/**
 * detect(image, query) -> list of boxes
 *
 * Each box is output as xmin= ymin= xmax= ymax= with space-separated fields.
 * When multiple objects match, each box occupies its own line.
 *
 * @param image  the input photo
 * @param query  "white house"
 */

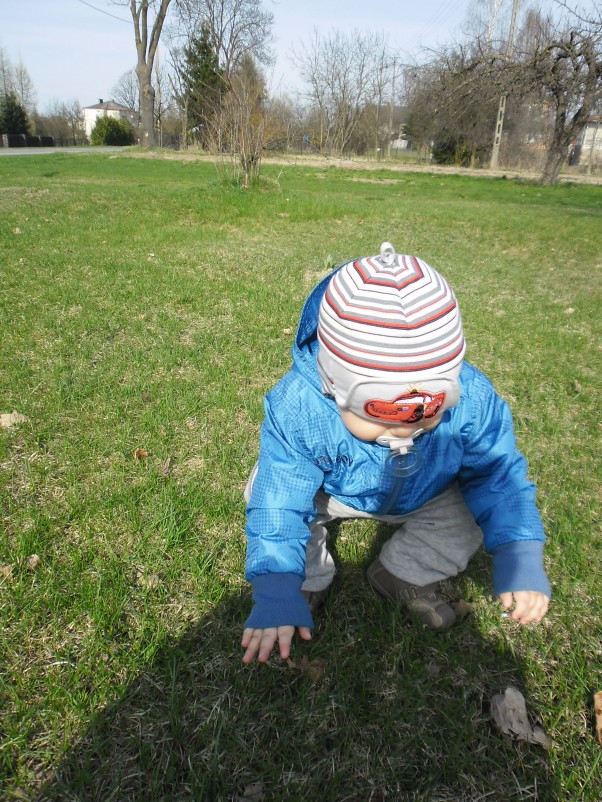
xmin=82 ymin=99 xmax=139 ymax=138
xmin=569 ymin=117 xmax=602 ymax=169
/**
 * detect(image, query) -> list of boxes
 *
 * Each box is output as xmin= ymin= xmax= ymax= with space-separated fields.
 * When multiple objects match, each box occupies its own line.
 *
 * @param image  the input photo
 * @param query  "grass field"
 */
xmin=0 ymin=151 xmax=601 ymax=801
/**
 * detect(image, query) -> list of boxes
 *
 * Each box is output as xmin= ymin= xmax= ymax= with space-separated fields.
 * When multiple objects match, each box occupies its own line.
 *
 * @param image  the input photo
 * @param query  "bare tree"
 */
xmin=207 ymin=53 xmax=267 ymax=185
xmin=405 ymin=2 xmax=601 ymax=182
xmin=175 ymin=0 xmax=273 ymax=77
xmin=0 ymin=47 xmax=14 ymax=96
xmin=114 ymin=1 xmax=173 ymax=145
xmin=13 ymin=60 xmax=36 ymax=114
xmin=292 ymin=29 xmax=394 ymax=156
xmin=403 ymin=44 xmax=504 ymax=167
xmin=34 ymin=100 xmax=86 ymax=145
xmin=112 ymin=69 xmax=141 ymax=112
xmin=521 ymin=16 xmax=602 ymax=183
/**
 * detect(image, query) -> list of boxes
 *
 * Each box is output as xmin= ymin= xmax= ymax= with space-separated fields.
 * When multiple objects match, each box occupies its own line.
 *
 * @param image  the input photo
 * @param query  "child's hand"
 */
xmin=241 ymin=625 xmax=312 ymax=664
xmin=498 ymin=591 xmax=549 ymax=624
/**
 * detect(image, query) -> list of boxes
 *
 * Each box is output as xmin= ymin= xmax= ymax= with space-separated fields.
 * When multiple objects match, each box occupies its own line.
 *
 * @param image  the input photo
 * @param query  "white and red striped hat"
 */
xmin=317 ymin=243 xmax=466 ymax=418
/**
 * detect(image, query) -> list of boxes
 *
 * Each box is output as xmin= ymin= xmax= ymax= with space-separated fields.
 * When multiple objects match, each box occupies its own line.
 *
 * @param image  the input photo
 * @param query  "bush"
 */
xmin=90 ymin=116 xmax=135 ymax=146
xmin=432 ymin=134 xmax=473 ymax=166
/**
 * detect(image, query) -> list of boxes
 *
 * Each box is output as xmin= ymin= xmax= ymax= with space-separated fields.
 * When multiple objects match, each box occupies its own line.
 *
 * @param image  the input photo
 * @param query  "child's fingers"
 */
xmin=276 ymin=626 xmax=294 ymax=660
xmin=506 ymin=592 xmax=549 ymax=624
xmin=499 ymin=592 xmax=514 ymax=609
xmin=241 ymin=627 xmax=255 ymax=649
xmin=298 ymin=626 xmax=313 ymax=641
xmin=241 ymin=627 xmax=278 ymax=664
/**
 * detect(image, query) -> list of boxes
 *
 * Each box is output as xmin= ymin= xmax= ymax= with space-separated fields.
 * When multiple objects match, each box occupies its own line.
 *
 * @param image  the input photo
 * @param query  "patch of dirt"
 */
xmin=120 ymin=148 xmax=602 ymax=185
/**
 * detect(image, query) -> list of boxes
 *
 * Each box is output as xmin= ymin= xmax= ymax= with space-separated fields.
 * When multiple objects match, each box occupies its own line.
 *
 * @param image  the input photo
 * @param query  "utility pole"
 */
xmin=387 ymin=57 xmax=397 ymax=160
xmin=489 ymin=0 xmax=519 ymax=170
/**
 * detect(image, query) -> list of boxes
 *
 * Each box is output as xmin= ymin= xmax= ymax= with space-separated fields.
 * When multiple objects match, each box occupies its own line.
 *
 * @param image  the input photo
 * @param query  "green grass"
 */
xmin=0 ymin=151 xmax=601 ymax=801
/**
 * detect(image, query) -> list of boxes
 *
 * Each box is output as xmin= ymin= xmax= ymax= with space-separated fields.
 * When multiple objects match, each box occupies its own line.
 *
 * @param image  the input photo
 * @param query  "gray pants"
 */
xmin=245 ymin=468 xmax=482 ymax=593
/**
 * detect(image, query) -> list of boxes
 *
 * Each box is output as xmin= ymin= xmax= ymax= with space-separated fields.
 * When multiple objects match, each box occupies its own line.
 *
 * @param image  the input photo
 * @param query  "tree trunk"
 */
xmin=129 ymin=0 xmax=171 ymax=148
xmin=541 ymin=107 xmax=574 ymax=185
xmin=137 ymin=69 xmax=156 ymax=145
xmin=540 ymin=145 xmax=568 ymax=185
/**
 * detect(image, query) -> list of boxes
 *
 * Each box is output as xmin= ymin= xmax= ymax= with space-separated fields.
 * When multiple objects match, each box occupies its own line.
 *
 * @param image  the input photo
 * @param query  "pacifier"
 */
xmin=377 ymin=429 xmax=425 ymax=477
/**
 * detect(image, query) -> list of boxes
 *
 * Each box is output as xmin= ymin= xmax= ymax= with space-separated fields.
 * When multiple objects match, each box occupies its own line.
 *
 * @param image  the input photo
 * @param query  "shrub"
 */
xmin=90 ymin=115 xmax=135 ymax=146
xmin=431 ymin=134 xmax=473 ymax=166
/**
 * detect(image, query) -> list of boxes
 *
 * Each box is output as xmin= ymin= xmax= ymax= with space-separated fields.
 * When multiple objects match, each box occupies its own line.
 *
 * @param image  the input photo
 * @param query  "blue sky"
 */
xmin=0 ymin=0 xmax=475 ymax=109
xmin=0 ymin=0 xmax=594 ymax=110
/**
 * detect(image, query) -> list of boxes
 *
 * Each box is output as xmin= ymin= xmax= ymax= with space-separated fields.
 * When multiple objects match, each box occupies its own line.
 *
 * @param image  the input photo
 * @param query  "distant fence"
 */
xmin=0 ymin=134 xmax=55 ymax=148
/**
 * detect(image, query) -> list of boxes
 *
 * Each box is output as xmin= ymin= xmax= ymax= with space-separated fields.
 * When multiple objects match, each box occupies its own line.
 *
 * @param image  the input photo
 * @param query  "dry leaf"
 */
xmin=159 ymin=457 xmax=172 ymax=477
xmin=282 ymin=328 xmax=293 ymax=335
xmin=26 ymin=554 xmax=40 ymax=570
xmin=135 ymin=567 xmax=160 ymax=590
xmin=133 ymin=447 xmax=149 ymax=461
xmin=594 ymin=691 xmax=602 ymax=747
xmin=13 ymin=227 xmax=22 ymax=235
xmin=287 ymin=655 xmax=326 ymax=683
xmin=0 ymin=565 xmax=14 ymax=582
xmin=235 ymin=782 xmax=265 ymax=802
xmin=0 ymin=411 xmax=29 ymax=428
xmin=451 ymin=599 xmax=476 ymax=620
xmin=490 ymin=687 xmax=553 ymax=749
xmin=564 ymin=307 xmax=575 ymax=315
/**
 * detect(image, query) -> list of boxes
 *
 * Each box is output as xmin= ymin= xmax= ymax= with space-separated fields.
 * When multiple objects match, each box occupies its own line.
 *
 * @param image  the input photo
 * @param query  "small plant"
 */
xmin=90 ymin=115 xmax=135 ymax=146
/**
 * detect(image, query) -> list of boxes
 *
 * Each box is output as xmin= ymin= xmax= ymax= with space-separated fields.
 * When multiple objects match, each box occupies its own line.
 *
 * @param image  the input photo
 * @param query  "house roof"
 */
xmin=84 ymin=100 xmax=136 ymax=113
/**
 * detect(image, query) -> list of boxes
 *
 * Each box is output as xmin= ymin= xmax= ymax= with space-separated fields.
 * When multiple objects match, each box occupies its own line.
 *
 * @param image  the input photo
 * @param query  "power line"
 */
xmin=419 ymin=0 xmax=467 ymax=44
xmin=75 ymin=0 xmax=131 ymax=24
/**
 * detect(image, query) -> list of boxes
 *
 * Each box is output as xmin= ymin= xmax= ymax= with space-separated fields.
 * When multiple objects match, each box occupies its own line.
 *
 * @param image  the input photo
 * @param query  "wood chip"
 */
xmin=595 ymin=691 xmax=602 ymax=747
xmin=490 ymin=686 xmax=552 ymax=749
xmin=0 ymin=411 xmax=29 ymax=428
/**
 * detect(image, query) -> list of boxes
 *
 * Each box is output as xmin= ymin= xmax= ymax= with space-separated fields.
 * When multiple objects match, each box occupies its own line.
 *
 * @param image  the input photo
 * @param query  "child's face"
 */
xmin=338 ymin=408 xmax=443 ymax=442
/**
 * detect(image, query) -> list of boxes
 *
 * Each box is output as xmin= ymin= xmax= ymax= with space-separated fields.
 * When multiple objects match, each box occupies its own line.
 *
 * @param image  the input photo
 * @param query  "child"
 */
xmin=242 ymin=243 xmax=550 ymax=664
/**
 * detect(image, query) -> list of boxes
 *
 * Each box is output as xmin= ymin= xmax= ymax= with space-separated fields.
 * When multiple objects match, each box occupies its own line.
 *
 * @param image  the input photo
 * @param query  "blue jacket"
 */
xmin=245 ymin=272 xmax=550 ymax=629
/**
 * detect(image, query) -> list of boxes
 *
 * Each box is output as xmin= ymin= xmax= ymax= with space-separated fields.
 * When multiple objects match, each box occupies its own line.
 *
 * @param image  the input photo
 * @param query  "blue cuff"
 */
xmin=492 ymin=541 xmax=551 ymax=597
xmin=245 ymin=572 xmax=314 ymax=630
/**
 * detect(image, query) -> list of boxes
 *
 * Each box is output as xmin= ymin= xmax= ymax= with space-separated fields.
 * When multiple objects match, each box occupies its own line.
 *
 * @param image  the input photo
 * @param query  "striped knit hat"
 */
xmin=317 ymin=243 xmax=466 ymax=419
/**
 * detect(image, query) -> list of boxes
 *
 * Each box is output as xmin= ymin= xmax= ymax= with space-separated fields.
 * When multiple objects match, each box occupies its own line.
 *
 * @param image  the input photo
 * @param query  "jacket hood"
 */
xmin=291 ymin=270 xmax=337 ymax=391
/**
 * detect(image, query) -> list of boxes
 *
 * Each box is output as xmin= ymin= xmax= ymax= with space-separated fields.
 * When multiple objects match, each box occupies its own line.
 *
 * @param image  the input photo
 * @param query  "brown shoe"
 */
xmin=367 ymin=558 xmax=456 ymax=631
xmin=302 ymin=587 xmax=330 ymax=614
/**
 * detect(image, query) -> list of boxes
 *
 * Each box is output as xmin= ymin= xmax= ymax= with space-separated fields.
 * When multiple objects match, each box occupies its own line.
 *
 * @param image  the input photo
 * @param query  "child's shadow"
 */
xmin=39 ymin=523 xmax=555 ymax=802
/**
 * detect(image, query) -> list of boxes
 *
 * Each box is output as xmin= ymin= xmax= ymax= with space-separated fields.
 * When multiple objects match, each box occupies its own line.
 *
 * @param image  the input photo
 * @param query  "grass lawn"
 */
xmin=0 ymin=151 xmax=601 ymax=801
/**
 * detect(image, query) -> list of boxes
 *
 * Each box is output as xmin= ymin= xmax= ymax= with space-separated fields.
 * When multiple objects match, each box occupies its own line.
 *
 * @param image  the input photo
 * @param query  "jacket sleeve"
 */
xmin=244 ymin=385 xmax=325 ymax=628
xmin=458 ymin=376 xmax=550 ymax=597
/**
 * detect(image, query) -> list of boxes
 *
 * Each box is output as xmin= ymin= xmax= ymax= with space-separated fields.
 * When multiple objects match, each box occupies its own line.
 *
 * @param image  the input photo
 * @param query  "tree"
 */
xmin=180 ymin=24 xmax=226 ymax=147
xmin=0 ymin=92 xmax=30 ymax=135
xmin=115 ymin=0 xmax=173 ymax=145
xmin=34 ymin=100 xmax=87 ymax=146
xmin=0 ymin=47 xmax=14 ymax=96
xmin=292 ymin=29 xmax=395 ymax=156
xmin=12 ymin=60 xmax=36 ymax=114
xmin=404 ymin=3 xmax=602 ymax=182
xmin=522 ymin=20 xmax=602 ymax=183
xmin=90 ymin=115 xmax=135 ymax=145
xmin=403 ymin=44 xmax=504 ymax=167
xmin=207 ymin=53 xmax=268 ymax=185
xmin=112 ymin=69 xmax=140 ymax=113
xmin=175 ymin=0 xmax=273 ymax=78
